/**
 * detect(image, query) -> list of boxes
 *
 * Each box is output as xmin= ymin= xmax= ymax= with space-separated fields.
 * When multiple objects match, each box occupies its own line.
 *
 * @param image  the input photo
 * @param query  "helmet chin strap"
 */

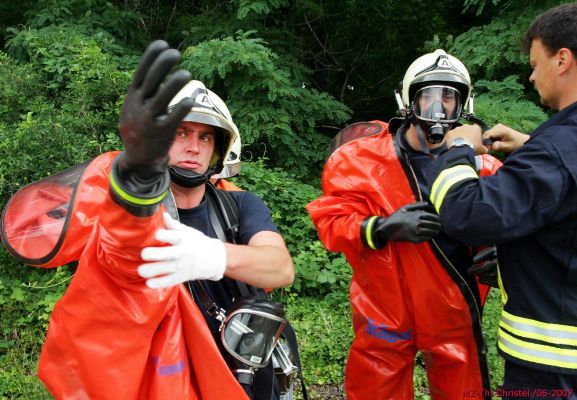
xmin=169 ymin=165 xmax=217 ymax=188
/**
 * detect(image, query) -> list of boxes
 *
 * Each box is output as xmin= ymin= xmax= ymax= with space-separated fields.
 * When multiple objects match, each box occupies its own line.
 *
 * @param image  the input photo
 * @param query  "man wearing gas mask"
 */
xmin=1 ymin=41 xmax=294 ymax=400
xmin=307 ymin=49 xmax=502 ymax=399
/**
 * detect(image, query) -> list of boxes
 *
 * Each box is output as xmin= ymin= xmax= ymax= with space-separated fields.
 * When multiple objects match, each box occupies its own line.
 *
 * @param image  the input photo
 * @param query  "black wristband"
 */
xmin=360 ymin=216 xmax=385 ymax=250
xmin=109 ymin=153 xmax=170 ymax=217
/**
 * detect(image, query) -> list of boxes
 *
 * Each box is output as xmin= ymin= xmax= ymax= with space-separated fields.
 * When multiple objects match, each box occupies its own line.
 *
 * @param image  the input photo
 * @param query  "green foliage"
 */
xmin=234 ymin=0 xmax=290 ymax=20
xmin=463 ymin=0 xmax=505 ymax=16
xmin=0 ymin=251 xmax=72 ymax=399
xmin=483 ymin=290 xmax=505 ymax=394
xmin=24 ymin=0 xmax=145 ymax=45
xmin=451 ymin=1 xmax=565 ymax=81
xmin=285 ymin=295 xmax=352 ymax=386
xmin=2 ymin=0 xmax=565 ymax=395
xmin=473 ymin=76 xmax=548 ymax=133
xmin=181 ymin=32 xmax=351 ymax=177
xmin=0 ymin=2 xmax=135 ymax=203
xmin=450 ymin=13 xmax=531 ymax=80
xmin=234 ymin=160 xmax=351 ymax=296
xmin=6 ymin=25 xmax=135 ymax=94
xmin=0 ymin=53 xmax=45 ymax=127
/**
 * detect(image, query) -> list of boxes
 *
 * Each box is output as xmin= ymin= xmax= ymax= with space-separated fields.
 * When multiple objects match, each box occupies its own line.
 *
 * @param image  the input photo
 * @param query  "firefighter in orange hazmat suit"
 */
xmin=0 ymin=41 xmax=249 ymax=399
xmin=307 ymin=50 xmax=502 ymax=399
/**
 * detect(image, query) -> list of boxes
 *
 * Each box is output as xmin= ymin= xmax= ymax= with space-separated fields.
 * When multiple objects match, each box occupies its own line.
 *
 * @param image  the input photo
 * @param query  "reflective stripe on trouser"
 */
xmin=498 ymin=310 xmax=577 ymax=370
xmin=430 ymin=165 xmax=478 ymax=213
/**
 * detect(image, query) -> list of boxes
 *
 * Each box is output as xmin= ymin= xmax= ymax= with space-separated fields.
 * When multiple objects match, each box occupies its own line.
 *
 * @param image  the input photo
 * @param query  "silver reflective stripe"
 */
xmin=430 ymin=165 xmax=478 ymax=213
xmin=498 ymin=328 xmax=577 ymax=369
xmin=500 ymin=310 xmax=577 ymax=346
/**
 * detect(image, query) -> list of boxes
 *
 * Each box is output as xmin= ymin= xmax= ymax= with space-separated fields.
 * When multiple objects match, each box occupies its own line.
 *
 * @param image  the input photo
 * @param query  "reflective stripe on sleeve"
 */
xmin=500 ymin=310 xmax=577 ymax=346
xmin=364 ymin=216 xmax=379 ymax=250
xmin=498 ymin=328 xmax=577 ymax=370
xmin=430 ymin=165 xmax=478 ymax=213
xmin=497 ymin=263 xmax=508 ymax=304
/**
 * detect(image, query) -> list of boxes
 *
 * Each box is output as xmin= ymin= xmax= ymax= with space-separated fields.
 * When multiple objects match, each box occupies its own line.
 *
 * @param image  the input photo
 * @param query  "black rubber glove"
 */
xmin=110 ymin=40 xmax=194 ymax=216
xmin=361 ymin=201 xmax=441 ymax=250
xmin=468 ymin=246 xmax=499 ymax=288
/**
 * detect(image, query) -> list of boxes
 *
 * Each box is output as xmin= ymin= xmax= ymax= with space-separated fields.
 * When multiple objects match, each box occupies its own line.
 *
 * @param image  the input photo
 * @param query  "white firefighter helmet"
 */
xmin=400 ymin=49 xmax=472 ymax=114
xmin=213 ymin=132 xmax=241 ymax=179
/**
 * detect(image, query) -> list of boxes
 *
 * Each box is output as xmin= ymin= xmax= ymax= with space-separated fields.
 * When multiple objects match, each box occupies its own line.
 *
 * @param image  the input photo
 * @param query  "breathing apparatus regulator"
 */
xmin=394 ymin=49 xmax=474 ymax=146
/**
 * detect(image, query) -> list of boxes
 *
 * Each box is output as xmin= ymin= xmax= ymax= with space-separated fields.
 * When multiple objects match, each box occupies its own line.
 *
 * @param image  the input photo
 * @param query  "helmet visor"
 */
xmin=413 ymin=85 xmax=462 ymax=124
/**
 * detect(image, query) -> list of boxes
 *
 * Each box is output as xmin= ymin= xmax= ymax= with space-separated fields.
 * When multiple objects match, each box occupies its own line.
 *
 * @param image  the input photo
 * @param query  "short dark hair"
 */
xmin=522 ymin=3 xmax=577 ymax=58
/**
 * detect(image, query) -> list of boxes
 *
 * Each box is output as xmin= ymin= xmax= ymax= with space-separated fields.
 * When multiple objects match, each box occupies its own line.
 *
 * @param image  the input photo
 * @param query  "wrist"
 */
xmin=109 ymin=153 xmax=170 ymax=217
xmin=361 ymin=216 xmax=386 ymax=250
xmin=448 ymin=137 xmax=475 ymax=150
xmin=204 ymin=237 xmax=227 ymax=281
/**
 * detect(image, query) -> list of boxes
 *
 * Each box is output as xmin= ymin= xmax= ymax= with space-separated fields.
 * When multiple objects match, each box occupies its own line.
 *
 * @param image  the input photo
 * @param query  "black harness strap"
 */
xmin=204 ymin=183 xmax=308 ymax=400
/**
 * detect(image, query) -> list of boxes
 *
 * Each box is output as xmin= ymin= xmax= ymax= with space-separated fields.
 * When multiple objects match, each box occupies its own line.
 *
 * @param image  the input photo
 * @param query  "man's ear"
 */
xmin=557 ymin=48 xmax=576 ymax=75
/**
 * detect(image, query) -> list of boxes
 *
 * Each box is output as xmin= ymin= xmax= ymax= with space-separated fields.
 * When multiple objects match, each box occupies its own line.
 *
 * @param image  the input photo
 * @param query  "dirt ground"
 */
xmin=303 ymin=383 xmax=345 ymax=400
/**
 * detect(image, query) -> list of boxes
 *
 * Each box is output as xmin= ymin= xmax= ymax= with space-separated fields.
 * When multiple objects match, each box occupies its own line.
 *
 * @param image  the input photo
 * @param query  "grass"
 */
xmin=287 ymin=288 xmax=505 ymax=400
xmin=0 ymin=287 xmax=504 ymax=399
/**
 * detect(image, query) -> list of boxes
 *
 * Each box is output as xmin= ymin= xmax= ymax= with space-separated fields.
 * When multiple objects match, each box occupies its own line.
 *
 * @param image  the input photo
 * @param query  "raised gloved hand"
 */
xmin=118 ymin=40 xmax=193 ymax=177
xmin=111 ymin=40 xmax=194 ymax=216
xmin=468 ymin=246 xmax=499 ymax=288
xmin=361 ymin=201 xmax=441 ymax=249
xmin=138 ymin=213 xmax=227 ymax=289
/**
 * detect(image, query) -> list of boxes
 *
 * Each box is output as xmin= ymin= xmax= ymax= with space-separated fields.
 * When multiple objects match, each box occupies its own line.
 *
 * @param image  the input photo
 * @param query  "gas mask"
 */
xmin=216 ymin=296 xmax=298 ymax=399
xmin=412 ymin=85 xmax=462 ymax=144
xmin=218 ymin=297 xmax=287 ymax=369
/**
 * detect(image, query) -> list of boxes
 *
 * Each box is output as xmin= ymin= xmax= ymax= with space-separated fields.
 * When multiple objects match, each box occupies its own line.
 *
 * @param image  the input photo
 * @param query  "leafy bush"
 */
xmin=180 ymin=32 xmax=351 ymax=178
xmin=0 ymin=251 xmax=72 ymax=399
xmin=0 ymin=53 xmax=46 ymax=126
xmin=234 ymin=160 xmax=351 ymax=297
xmin=285 ymin=295 xmax=352 ymax=386
xmin=474 ymin=81 xmax=548 ymax=134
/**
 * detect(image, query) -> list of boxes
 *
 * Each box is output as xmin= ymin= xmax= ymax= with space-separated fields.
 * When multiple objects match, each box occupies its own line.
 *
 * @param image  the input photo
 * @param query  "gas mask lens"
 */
xmin=413 ymin=86 xmax=462 ymax=123
xmin=221 ymin=299 xmax=287 ymax=369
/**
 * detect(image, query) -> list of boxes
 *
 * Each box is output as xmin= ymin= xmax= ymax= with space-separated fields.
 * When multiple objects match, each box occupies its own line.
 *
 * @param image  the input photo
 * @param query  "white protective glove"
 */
xmin=138 ymin=212 xmax=227 ymax=289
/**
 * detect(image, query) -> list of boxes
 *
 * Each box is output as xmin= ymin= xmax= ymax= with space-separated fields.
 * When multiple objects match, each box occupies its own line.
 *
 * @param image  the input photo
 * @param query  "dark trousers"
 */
xmin=501 ymin=361 xmax=577 ymax=399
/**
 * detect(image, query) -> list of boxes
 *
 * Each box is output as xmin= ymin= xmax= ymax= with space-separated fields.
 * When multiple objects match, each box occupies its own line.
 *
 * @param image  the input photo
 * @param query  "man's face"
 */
xmin=529 ymin=39 xmax=559 ymax=109
xmin=168 ymin=121 xmax=216 ymax=174
xmin=415 ymin=86 xmax=459 ymax=121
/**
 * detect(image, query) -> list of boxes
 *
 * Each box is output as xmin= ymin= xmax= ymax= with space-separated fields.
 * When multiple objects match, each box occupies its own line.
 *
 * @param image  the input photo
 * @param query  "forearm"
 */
xmin=224 ymin=239 xmax=294 ymax=289
xmin=307 ymin=195 xmax=369 ymax=253
xmin=427 ymin=143 xmax=565 ymax=246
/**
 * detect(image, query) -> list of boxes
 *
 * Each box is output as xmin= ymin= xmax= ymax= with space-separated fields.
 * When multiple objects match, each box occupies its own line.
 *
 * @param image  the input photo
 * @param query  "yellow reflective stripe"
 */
xmin=500 ymin=310 xmax=577 ymax=345
xmin=498 ymin=328 xmax=577 ymax=369
xmin=497 ymin=262 xmax=508 ymax=304
xmin=109 ymin=174 xmax=167 ymax=206
xmin=364 ymin=216 xmax=379 ymax=250
xmin=430 ymin=165 xmax=478 ymax=213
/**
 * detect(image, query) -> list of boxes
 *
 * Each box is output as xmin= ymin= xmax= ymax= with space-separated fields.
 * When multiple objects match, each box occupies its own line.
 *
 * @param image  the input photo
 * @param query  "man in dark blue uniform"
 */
xmin=426 ymin=3 xmax=577 ymax=398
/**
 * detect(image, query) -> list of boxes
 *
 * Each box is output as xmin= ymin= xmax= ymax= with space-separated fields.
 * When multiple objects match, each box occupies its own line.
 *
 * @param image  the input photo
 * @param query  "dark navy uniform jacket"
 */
xmin=426 ymin=101 xmax=577 ymax=374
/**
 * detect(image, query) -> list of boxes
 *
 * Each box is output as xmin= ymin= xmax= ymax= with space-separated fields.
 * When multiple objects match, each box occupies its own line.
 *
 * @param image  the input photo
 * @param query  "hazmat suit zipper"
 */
xmin=402 ymin=150 xmax=491 ymax=397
